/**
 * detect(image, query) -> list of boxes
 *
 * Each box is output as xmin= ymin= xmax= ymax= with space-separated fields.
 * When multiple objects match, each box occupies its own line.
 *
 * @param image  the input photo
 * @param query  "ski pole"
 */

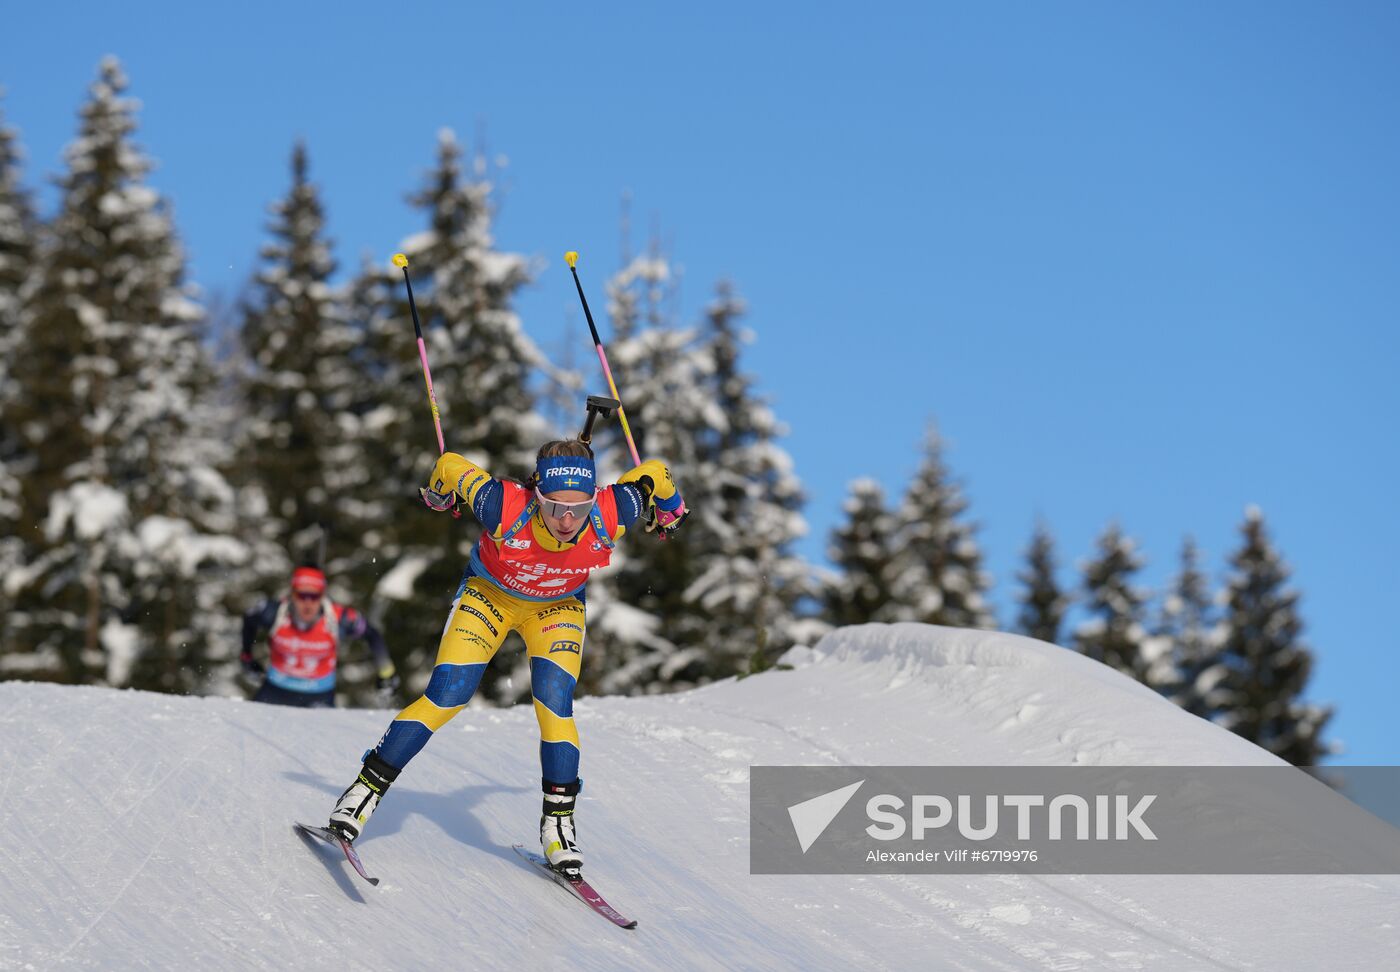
xmin=393 ymin=252 xmax=459 ymax=518
xmin=393 ymin=253 xmax=447 ymax=454
xmin=565 ymin=251 xmax=686 ymax=541
xmin=563 ymin=251 xmax=642 ymax=468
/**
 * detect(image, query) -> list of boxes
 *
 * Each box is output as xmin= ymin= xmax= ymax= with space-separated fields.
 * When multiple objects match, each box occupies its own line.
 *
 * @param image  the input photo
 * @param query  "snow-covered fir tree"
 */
xmin=337 ymin=131 xmax=537 ymax=705
xmin=594 ymin=245 xmax=702 ymax=472
xmin=582 ymin=247 xmax=715 ymax=693
xmin=401 ymin=131 xmax=540 ymax=474
xmin=1144 ymin=536 xmax=1223 ymax=715
xmin=678 ymin=281 xmax=818 ymax=676
xmin=1072 ymin=522 xmax=1150 ymax=679
xmin=1015 ymin=520 xmax=1068 ymax=646
xmin=822 ymin=479 xmax=900 ymax=627
xmin=0 ymin=87 xmax=34 ymax=425
xmin=885 ymin=424 xmax=995 ymax=629
xmin=1215 ymin=507 xmax=1331 ymax=764
xmin=5 ymin=59 xmax=244 ymax=691
xmin=0 ymin=90 xmax=37 ymax=664
xmin=565 ymin=243 xmax=817 ymax=693
xmin=234 ymin=141 xmax=357 ymax=570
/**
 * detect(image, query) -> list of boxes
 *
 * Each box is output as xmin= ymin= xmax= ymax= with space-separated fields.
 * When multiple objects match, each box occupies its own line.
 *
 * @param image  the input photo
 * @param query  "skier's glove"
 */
xmin=420 ymin=485 xmax=458 ymax=512
xmin=655 ymin=503 xmax=689 ymax=538
xmin=647 ymin=488 xmax=688 ymax=540
xmin=422 ymin=452 xmax=477 ymax=515
xmin=239 ymin=652 xmax=265 ymax=679
xmin=618 ymin=461 xmax=683 ymax=539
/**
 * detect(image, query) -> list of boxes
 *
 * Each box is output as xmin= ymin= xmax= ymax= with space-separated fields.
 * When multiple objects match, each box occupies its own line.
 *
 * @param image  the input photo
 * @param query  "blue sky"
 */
xmin=5 ymin=3 xmax=1398 ymax=762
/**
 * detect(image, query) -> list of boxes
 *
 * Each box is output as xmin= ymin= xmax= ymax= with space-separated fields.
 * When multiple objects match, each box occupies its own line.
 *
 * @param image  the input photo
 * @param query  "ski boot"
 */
xmin=540 ymin=777 xmax=583 ymax=877
xmin=328 ymin=751 xmax=400 ymax=841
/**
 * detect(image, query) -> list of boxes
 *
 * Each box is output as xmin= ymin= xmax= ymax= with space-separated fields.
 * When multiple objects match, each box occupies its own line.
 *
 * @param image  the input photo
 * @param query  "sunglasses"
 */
xmin=535 ymin=488 xmax=597 ymax=520
xmin=293 ymin=591 xmax=322 ymax=602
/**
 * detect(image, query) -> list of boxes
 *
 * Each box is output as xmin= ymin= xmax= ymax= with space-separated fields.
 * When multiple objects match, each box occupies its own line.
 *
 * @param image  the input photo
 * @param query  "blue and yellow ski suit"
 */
xmin=371 ymin=452 xmax=683 ymax=786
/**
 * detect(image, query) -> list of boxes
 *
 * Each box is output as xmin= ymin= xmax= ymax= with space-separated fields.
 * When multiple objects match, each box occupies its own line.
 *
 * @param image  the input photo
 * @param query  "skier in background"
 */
xmin=325 ymin=438 xmax=686 ymax=876
xmin=241 ymin=564 xmax=399 ymax=708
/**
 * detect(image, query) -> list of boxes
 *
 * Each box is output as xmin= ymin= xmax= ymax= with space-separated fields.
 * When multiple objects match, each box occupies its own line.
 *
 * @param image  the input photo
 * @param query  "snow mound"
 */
xmin=3 ymin=623 xmax=1397 ymax=970
xmin=752 ymin=622 xmax=1280 ymax=766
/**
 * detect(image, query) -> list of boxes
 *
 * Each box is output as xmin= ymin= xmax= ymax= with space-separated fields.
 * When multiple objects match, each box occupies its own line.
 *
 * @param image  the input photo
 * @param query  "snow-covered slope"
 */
xmin=5 ymin=624 xmax=1397 ymax=970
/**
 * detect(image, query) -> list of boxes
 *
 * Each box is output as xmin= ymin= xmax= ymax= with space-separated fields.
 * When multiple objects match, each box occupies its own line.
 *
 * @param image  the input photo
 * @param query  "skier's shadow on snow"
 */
xmin=286 ymin=770 xmax=531 ymax=866
xmin=292 ymin=825 xmax=370 ymax=903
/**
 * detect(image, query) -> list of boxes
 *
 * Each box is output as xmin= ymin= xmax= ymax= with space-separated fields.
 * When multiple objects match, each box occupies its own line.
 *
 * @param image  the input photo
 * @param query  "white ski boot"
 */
xmin=328 ymin=751 xmax=400 ymax=841
xmin=540 ymin=778 xmax=583 ymax=875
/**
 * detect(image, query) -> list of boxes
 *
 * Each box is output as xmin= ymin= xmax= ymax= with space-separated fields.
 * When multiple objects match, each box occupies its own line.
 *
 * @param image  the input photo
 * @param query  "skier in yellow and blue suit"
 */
xmin=327 ymin=437 xmax=686 ymax=876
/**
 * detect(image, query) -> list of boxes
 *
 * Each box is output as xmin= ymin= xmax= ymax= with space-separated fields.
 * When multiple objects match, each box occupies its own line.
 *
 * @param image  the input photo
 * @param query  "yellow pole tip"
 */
xmin=391 ymin=253 xmax=408 ymax=268
xmin=564 ymin=251 xmax=579 ymax=268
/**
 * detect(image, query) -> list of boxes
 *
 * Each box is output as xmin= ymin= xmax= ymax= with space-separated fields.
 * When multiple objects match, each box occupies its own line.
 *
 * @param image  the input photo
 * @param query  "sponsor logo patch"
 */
xmin=452 ymin=632 xmax=495 ymax=652
xmin=548 ymin=640 xmax=581 ymax=655
xmin=457 ymin=605 xmax=499 ymax=638
xmin=536 ymin=602 xmax=582 ymax=620
xmin=463 ymin=586 xmax=506 ymax=622
xmin=515 ymin=573 xmax=573 ymax=590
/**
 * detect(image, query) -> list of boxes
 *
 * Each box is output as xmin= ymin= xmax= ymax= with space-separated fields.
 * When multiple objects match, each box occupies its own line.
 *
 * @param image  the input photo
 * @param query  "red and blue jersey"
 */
xmin=242 ymin=598 xmax=386 ymax=693
xmin=429 ymin=451 xmax=665 ymax=604
xmin=472 ymin=481 xmax=623 ymax=600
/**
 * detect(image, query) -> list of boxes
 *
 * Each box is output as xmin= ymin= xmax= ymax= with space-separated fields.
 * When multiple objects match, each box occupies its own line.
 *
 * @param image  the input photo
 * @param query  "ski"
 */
xmin=294 ymin=822 xmax=380 ymax=886
xmin=512 ymin=844 xmax=637 ymax=930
